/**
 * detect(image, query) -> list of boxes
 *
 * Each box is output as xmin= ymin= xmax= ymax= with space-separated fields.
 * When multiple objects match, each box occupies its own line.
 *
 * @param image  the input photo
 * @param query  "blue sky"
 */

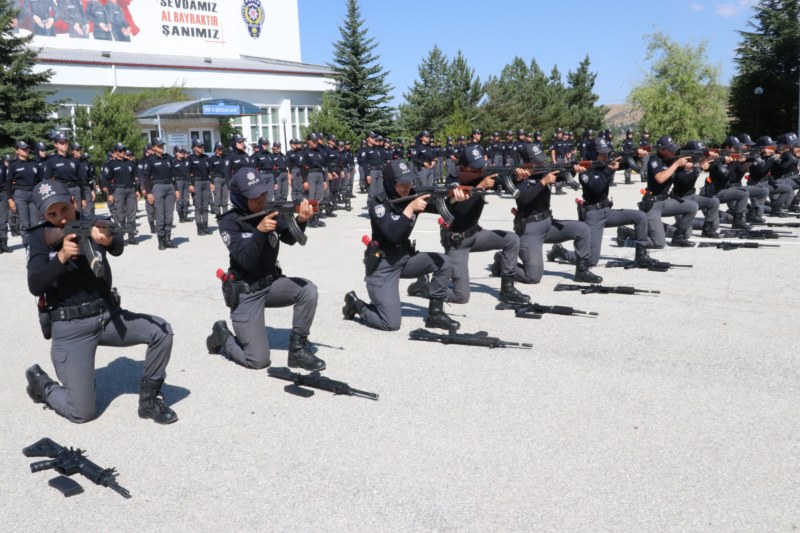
xmin=298 ymin=0 xmax=759 ymax=106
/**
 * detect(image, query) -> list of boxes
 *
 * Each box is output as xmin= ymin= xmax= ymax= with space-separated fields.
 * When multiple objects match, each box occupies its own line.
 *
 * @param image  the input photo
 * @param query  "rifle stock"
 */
xmin=236 ymin=201 xmax=318 ymax=246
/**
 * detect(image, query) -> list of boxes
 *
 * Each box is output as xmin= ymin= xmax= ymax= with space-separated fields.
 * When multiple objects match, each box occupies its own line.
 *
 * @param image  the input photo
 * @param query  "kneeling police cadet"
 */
xmin=25 ymin=180 xmax=178 ymax=424
xmin=206 ymin=168 xmax=325 ymax=371
xmin=342 ymin=160 xmax=461 ymax=331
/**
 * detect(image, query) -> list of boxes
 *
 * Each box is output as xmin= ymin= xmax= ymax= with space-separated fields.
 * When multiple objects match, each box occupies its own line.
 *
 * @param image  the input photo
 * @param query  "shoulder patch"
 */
xmin=221 ymin=232 xmax=231 ymax=247
xmin=650 ymin=161 xmax=659 ymax=168
xmin=374 ymin=204 xmax=386 ymax=218
xmin=580 ymin=173 xmax=589 ymax=183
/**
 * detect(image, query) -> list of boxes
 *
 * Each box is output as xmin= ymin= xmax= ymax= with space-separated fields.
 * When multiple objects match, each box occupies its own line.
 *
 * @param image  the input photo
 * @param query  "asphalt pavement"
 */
xmin=2 ymin=176 xmax=799 ymax=531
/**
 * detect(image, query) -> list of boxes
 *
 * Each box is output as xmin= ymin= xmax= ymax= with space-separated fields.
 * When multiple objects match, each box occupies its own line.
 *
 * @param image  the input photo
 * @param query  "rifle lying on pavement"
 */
xmin=605 ymin=258 xmax=692 ymax=272
xmin=267 ymin=367 xmax=379 ymax=400
xmin=719 ymin=229 xmax=796 ymax=240
xmin=409 ymin=328 xmax=532 ymax=349
xmin=495 ymin=301 xmax=598 ymax=318
xmin=554 ymin=283 xmax=660 ymax=295
xmin=756 ymin=222 xmax=800 ymax=228
xmin=698 ymin=241 xmax=780 ymax=250
xmin=23 ymin=437 xmax=131 ymax=499
xmin=236 ymin=200 xmax=319 ymax=246
xmin=43 ymin=218 xmax=123 ymax=278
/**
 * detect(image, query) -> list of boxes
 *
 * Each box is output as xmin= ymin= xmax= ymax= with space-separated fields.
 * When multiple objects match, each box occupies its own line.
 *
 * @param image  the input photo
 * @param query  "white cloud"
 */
xmin=689 ymin=3 xmax=704 ymax=12
xmin=715 ymin=0 xmax=757 ymax=17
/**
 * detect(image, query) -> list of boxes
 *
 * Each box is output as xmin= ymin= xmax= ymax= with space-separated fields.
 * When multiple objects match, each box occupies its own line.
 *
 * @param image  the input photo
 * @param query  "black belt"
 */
xmin=651 ymin=193 xmax=669 ymax=201
xmin=153 ymin=180 xmax=174 ymax=184
xmin=445 ymin=224 xmax=482 ymax=240
xmin=13 ymin=185 xmax=35 ymax=191
xmin=520 ymin=209 xmax=553 ymax=223
xmin=236 ymin=275 xmax=274 ymax=294
xmin=584 ymin=199 xmax=613 ymax=211
xmin=50 ymin=298 xmax=111 ymax=322
xmin=193 ymin=178 xmax=210 ymax=182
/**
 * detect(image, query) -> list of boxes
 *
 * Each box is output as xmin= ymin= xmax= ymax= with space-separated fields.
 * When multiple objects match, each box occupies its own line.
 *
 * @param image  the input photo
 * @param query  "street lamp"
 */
xmin=281 ymin=117 xmax=288 ymax=148
xmin=754 ymin=86 xmax=763 ymax=134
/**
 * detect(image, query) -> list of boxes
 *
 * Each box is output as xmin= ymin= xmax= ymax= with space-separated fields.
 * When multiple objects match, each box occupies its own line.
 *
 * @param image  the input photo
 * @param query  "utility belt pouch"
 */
xmin=363 ymin=241 xmax=384 ymax=276
xmin=220 ymin=271 xmax=240 ymax=310
xmin=513 ymin=217 xmax=527 ymax=236
xmin=37 ymin=296 xmax=52 ymax=340
xmin=639 ymin=192 xmax=655 ymax=213
xmin=577 ymin=203 xmax=587 ymax=222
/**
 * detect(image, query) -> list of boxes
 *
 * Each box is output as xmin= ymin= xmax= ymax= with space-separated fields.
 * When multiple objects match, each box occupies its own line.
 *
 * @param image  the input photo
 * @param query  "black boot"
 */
xmin=701 ymin=221 xmax=720 ymax=239
xmin=206 ymin=320 xmax=233 ymax=354
xmin=342 ymin=291 xmax=364 ymax=320
xmin=407 ymin=275 xmax=429 ymax=297
xmin=0 ymin=238 xmax=9 ymax=253
xmin=127 ymin=234 xmax=138 ymax=245
xmin=164 ymin=232 xmax=178 ymax=248
xmin=138 ymin=377 xmax=178 ymax=424
xmin=177 ymin=212 xmax=186 ymax=223
xmin=499 ymin=276 xmax=530 ymax=305
xmin=670 ymin=234 xmax=695 ymax=247
xmin=746 ymin=206 xmax=765 ymax=224
xmin=731 ymin=213 xmax=752 ymax=230
xmin=546 ymin=243 xmax=567 ymax=263
xmin=158 ymin=235 xmax=166 ymax=251
xmin=488 ymin=252 xmax=502 ymax=276
xmin=615 ymin=226 xmax=636 ymax=247
xmin=288 ymin=333 xmax=326 ymax=371
xmin=314 ymin=214 xmax=326 ymax=227
xmin=770 ymin=204 xmax=789 ymax=218
xmin=149 ymin=222 xmax=156 ymax=234
xmin=203 ymin=222 xmax=214 ymax=235
xmin=25 ymin=364 xmax=56 ymax=404
xmin=575 ymin=258 xmax=603 ymax=283
xmin=425 ymin=298 xmax=460 ymax=331
xmin=634 ymin=243 xmax=656 ymax=267
xmin=197 ymin=225 xmax=205 ymax=236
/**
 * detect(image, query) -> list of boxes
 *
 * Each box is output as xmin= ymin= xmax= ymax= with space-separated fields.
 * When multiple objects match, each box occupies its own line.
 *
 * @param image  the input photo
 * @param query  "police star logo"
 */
xmin=471 ymin=148 xmax=481 ymax=159
xmin=38 ymin=182 xmax=55 ymax=200
xmin=246 ymin=171 xmax=259 ymax=186
xmin=374 ymin=205 xmax=386 ymax=218
xmin=398 ymin=162 xmax=409 ymax=174
xmin=241 ymin=0 xmax=265 ymax=39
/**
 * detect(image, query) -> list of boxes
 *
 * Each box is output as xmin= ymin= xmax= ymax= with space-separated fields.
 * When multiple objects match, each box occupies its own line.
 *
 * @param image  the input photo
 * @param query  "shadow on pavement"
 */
xmin=95 ymin=356 xmax=191 ymax=416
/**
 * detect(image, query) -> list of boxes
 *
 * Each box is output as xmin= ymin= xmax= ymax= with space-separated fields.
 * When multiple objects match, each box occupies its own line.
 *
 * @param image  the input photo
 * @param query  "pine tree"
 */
xmin=398 ymin=46 xmax=451 ymax=136
xmin=305 ymin=92 xmax=356 ymax=142
xmin=729 ymin=0 xmax=800 ymax=136
xmin=0 ymin=0 xmax=59 ymax=150
xmin=329 ymin=0 xmax=394 ymax=136
xmin=563 ymin=56 xmax=607 ymax=134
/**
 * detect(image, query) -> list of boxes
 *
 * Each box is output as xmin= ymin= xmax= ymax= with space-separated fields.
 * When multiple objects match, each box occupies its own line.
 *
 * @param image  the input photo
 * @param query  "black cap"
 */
xmin=643 ymin=129 xmax=650 ymax=135
xmin=534 ymin=130 xmax=541 ymax=137
xmin=33 ymin=180 xmax=72 ymax=215
xmin=492 ymin=131 xmax=499 ymax=137
xmin=3 ymin=154 xmax=12 ymax=161
xmin=556 ymin=127 xmax=563 ymax=133
xmin=737 ymin=133 xmax=755 ymax=146
xmin=337 ymin=141 xmax=345 ymax=147
xmin=174 ymin=145 xmax=187 ymax=154
xmin=230 ymin=167 xmax=269 ymax=198
xmin=367 ymin=131 xmax=379 ymax=139
xmin=214 ymin=142 xmax=224 ymax=150
xmin=191 ymin=138 xmax=204 ymax=147
xmin=15 ymin=140 xmax=30 ymax=150
xmin=273 ymin=141 xmax=282 ymax=147
xmin=458 ymin=144 xmax=487 ymax=169
xmin=231 ymin=133 xmax=245 ymax=144
xmin=36 ymin=142 xmax=47 ymax=152
xmin=54 ymin=133 xmax=69 ymax=144
xmin=152 ymin=137 xmax=165 ymax=147
xmin=626 ymin=129 xmax=633 ymax=134
xmin=306 ymin=132 xmax=318 ymax=142
xmin=125 ymin=149 xmax=133 ymax=157
xmin=383 ymin=160 xmax=416 ymax=185
xmin=755 ymin=136 xmax=774 ymax=147
xmin=506 ymin=130 xmax=513 ymax=136
xmin=655 ymin=135 xmax=679 ymax=152
xmin=586 ymin=129 xmax=594 ymax=137
xmin=471 ymin=128 xmax=482 ymax=135
xmin=446 ymin=136 xmax=453 ymax=142
xmin=329 ymin=134 xmax=337 ymax=141
xmin=777 ymin=133 xmax=799 ymax=147
xmin=520 ymin=144 xmax=547 ymax=164
xmin=113 ymin=142 xmax=126 ymax=152
xmin=375 ymin=135 xmax=384 ymax=142
xmin=682 ymin=140 xmax=705 ymax=152
xmin=517 ymin=129 xmax=525 ymax=136
xmin=720 ymin=135 xmax=743 ymax=150
xmin=72 ymin=142 xmax=83 ymax=150
xmin=595 ymin=137 xmax=612 ymax=154
xmin=457 ymin=135 xmax=466 ymax=142
xmin=258 ymin=137 xmax=268 ymax=145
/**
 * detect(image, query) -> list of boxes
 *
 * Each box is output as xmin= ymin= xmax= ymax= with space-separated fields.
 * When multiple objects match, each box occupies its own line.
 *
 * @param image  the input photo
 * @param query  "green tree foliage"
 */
xmin=729 ymin=0 xmax=800 ymax=135
xmin=329 ymin=0 xmax=394 ymax=136
xmin=0 ymin=0 xmax=59 ymax=150
xmin=74 ymin=86 xmax=189 ymax=169
xmin=563 ymin=56 xmax=607 ymax=134
xmin=304 ymin=92 xmax=356 ymax=142
xmin=628 ymin=33 xmax=729 ymax=145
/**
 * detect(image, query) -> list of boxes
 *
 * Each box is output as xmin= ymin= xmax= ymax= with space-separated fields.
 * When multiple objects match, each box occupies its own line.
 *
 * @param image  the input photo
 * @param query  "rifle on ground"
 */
xmin=605 ymin=258 xmax=692 ymax=272
xmin=388 ymin=185 xmax=494 ymax=225
xmin=236 ymin=200 xmax=319 ymax=246
xmin=409 ymin=328 xmax=532 ymax=349
xmin=43 ymin=218 xmax=122 ymax=278
xmin=698 ymin=241 xmax=780 ymax=250
xmin=719 ymin=229 xmax=796 ymax=240
xmin=22 ymin=437 xmax=131 ymax=499
xmin=495 ymin=301 xmax=598 ymax=318
xmin=554 ymin=283 xmax=660 ymax=295
xmin=758 ymin=222 xmax=800 ymax=228
xmin=267 ymin=367 xmax=378 ymax=400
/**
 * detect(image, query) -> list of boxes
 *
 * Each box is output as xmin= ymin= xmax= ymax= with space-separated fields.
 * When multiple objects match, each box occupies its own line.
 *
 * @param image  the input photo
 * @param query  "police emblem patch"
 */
xmin=580 ymin=174 xmax=589 ymax=183
xmin=374 ymin=205 xmax=386 ymax=218
xmin=221 ymin=232 xmax=231 ymax=247
xmin=241 ymin=0 xmax=265 ymax=39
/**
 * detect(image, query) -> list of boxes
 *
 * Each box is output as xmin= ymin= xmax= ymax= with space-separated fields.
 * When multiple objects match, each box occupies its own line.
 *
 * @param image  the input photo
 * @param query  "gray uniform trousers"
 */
xmin=562 ymin=208 xmax=647 ymax=266
xmin=445 ymin=160 xmax=456 ymax=179
xmin=516 ymin=217 xmax=591 ymax=284
xmin=44 ymin=307 xmax=173 ymax=423
xmin=290 ymin=169 xmax=304 ymax=201
xmin=746 ymin=183 xmax=770 ymax=217
xmin=445 ymin=228 xmax=520 ymax=304
xmin=416 ymin=167 xmax=434 ymax=188
xmin=175 ymin=179 xmax=190 ymax=217
xmin=712 ymin=188 xmax=747 ymax=230
xmin=275 ymin=172 xmax=289 ymax=201
xmin=307 ymin=171 xmax=324 ymax=203
xmin=113 ymin=187 xmax=137 ymax=236
xmin=0 ymin=190 xmax=8 ymax=240
xmin=82 ymin=186 xmax=95 ymax=219
xmin=145 ymin=197 xmax=155 ymax=230
xmin=220 ymin=276 xmax=317 ymax=370
xmin=358 ymin=165 xmax=368 ymax=192
xmin=368 ymin=169 xmax=383 ymax=199
xmin=212 ymin=177 xmax=229 ymax=213
xmin=665 ymin=192 xmax=719 ymax=239
xmin=13 ymin=189 xmax=38 ymax=246
xmin=192 ymin=180 xmax=212 ymax=227
xmin=493 ymin=155 xmax=503 ymax=167
xmin=769 ymin=179 xmax=794 ymax=210
xmin=259 ymin=172 xmax=275 ymax=201
xmin=360 ymin=251 xmax=451 ymax=331
xmin=645 ymin=198 xmax=698 ymax=248
xmin=152 ymin=183 xmax=176 ymax=237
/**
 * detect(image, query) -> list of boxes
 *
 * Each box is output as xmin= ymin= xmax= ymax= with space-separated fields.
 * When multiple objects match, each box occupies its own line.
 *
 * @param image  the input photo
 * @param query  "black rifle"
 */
xmin=554 ymin=283 xmax=660 ymax=295
xmin=484 ymin=163 xmax=583 ymax=198
xmin=698 ymin=241 xmax=780 ymax=250
xmin=409 ymin=328 xmax=532 ymax=349
xmin=43 ymin=218 xmax=122 ymax=278
xmin=719 ymin=229 xmax=796 ymax=240
xmin=267 ymin=367 xmax=379 ymax=400
xmin=388 ymin=185 xmax=492 ymax=225
xmin=495 ymin=301 xmax=598 ymax=318
xmin=22 ymin=438 xmax=131 ymax=499
xmin=759 ymin=222 xmax=800 ymax=228
xmin=236 ymin=200 xmax=319 ymax=246
xmin=605 ymin=258 xmax=692 ymax=272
